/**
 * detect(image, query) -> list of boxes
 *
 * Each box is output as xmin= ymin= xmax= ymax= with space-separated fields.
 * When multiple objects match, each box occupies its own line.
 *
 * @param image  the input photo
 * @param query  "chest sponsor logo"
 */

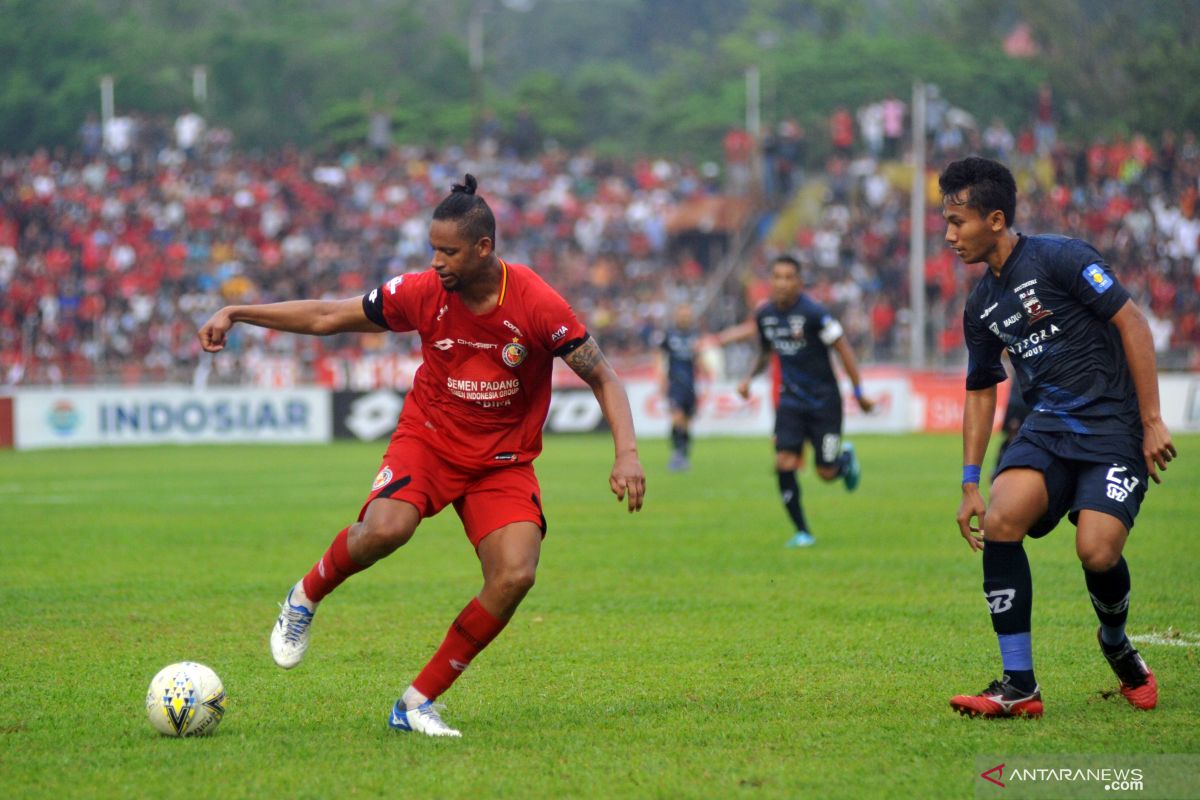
xmin=446 ymin=376 xmax=521 ymax=407
xmin=1008 ymin=323 xmax=1062 ymax=359
xmin=502 ymin=339 xmax=528 ymax=367
xmin=1003 ymin=312 xmax=1023 ymax=327
xmin=979 ymin=302 xmax=998 ymax=319
xmin=436 ymin=304 xmax=448 ymax=321
xmin=457 ymin=339 xmax=498 ymax=350
xmin=503 ymin=319 xmax=523 ymax=337
xmin=1083 ymin=263 xmax=1114 ymax=294
xmin=1017 ymin=286 xmax=1052 ymax=326
xmin=433 ymin=339 xmax=454 ymax=351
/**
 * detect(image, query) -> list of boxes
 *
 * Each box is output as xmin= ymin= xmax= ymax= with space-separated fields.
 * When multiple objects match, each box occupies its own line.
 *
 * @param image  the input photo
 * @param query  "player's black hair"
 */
xmin=938 ymin=156 xmax=1018 ymax=227
xmin=432 ymin=174 xmax=497 ymax=243
xmin=770 ymin=254 xmax=802 ymax=273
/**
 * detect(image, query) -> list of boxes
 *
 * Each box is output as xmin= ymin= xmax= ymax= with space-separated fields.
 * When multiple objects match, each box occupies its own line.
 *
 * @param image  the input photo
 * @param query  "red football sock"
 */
xmin=412 ymin=597 xmax=509 ymax=700
xmin=301 ymin=527 xmax=368 ymax=602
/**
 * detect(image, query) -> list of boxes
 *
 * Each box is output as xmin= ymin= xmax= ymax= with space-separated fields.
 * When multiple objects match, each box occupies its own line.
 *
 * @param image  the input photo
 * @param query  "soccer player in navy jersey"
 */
xmin=199 ymin=175 xmax=645 ymax=737
xmin=941 ymin=156 xmax=1176 ymax=719
xmin=718 ymin=256 xmax=874 ymax=548
xmin=656 ymin=304 xmax=701 ymax=471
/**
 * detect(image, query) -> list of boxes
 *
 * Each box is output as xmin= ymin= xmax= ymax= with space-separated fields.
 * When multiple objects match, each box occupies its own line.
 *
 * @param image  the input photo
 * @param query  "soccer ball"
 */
xmin=145 ymin=662 xmax=227 ymax=737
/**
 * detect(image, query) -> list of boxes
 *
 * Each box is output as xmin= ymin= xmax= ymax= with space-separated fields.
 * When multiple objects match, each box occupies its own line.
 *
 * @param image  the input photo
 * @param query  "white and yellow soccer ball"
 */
xmin=145 ymin=662 xmax=227 ymax=737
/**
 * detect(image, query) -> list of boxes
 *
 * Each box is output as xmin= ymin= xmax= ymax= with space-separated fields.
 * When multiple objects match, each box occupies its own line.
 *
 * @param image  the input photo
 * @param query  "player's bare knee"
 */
xmin=1077 ymin=542 xmax=1121 ymax=572
xmin=980 ymin=506 xmax=1025 ymax=542
xmin=352 ymin=518 xmax=414 ymax=561
xmin=488 ymin=565 xmax=536 ymax=602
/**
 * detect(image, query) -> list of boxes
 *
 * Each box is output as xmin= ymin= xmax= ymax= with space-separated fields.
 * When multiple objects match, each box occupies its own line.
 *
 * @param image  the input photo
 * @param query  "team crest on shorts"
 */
xmin=372 ymin=466 xmax=393 ymax=490
xmin=502 ymin=339 xmax=528 ymax=367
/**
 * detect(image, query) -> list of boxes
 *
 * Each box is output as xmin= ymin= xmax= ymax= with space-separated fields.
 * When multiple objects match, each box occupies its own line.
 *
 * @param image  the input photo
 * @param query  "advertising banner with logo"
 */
xmin=13 ymin=388 xmax=331 ymax=450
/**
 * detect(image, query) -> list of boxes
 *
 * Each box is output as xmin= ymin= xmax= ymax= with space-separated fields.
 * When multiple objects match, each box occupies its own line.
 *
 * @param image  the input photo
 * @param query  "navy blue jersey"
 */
xmin=658 ymin=327 xmax=698 ymax=392
xmin=755 ymin=295 xmax=844 ymax=412
xmin=963 ymin=234 xmax=1136 ymax=436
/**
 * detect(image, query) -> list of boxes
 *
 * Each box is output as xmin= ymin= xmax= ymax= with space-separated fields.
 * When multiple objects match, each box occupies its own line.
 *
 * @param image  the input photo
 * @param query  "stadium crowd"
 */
xmin=2 ymin=98 xmax=1199 ymax=387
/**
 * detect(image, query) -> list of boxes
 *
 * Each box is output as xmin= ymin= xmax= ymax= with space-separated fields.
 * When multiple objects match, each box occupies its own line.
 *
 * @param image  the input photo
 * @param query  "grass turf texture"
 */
xmin=1 ymin=434 xmax=1197 ymax=798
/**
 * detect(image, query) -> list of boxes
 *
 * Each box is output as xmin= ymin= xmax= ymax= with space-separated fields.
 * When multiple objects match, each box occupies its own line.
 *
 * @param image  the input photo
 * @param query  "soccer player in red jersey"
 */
xmin=198 ymin=175 xmax=645 ymax=737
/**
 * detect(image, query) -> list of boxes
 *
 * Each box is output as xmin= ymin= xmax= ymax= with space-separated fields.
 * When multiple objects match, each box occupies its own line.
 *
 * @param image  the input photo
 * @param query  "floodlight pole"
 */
xmin=909 ymin=81 xmax=927 ymax=369
xmin=100 ymin=75 xmax=114 ymax=128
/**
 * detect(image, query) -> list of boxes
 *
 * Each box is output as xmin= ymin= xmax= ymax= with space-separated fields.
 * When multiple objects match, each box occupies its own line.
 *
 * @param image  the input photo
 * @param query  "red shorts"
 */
xmin=358 ymin=433 xmax=546 ymax=548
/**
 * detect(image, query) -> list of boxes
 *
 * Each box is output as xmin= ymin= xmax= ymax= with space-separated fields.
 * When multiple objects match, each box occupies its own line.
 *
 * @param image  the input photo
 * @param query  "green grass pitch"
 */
xmin=1 ymin=434 xmax=1197 ymax=798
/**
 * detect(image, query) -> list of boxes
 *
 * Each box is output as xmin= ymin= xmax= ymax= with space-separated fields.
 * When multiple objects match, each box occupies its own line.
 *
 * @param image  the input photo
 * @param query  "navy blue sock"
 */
xmin=670 ymin=426 xmax=686 ymax=455
xmin=983 ymin=540 xmax=1036 ymax=691
xmin=776 ymin=470 xmax=808 ymax=533
xmin=1084 ymin=557 xmax=1131 ymax=650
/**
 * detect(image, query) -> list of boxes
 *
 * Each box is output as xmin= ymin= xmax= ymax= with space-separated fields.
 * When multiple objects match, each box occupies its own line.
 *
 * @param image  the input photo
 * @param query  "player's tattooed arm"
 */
xmin=564 ymin=336 xmax=606 ymax=382
xmin=562 ymin=335 xmax=644 ymax=511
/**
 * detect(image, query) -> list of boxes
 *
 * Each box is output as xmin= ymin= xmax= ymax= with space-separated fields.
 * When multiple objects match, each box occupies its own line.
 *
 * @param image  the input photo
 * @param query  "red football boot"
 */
xmin=951 ymin=678 xmax=1044 ymax=718
xmin=1099 ymin=629 xmax=1157 ymax=710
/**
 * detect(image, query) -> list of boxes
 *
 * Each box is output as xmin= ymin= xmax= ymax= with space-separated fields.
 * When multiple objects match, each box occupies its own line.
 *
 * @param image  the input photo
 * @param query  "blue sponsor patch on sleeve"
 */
xmin=1082 ymin=263 xmax=1113 ymax=294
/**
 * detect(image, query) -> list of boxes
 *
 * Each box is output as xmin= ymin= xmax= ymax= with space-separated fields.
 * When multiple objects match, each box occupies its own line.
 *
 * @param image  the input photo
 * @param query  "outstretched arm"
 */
xmin=831 ymin=336 xmax=874 ymax=413
xmin=1110 ymin=299 xmax=1176 ymax=483
xmin=715 ymin=319 xmax=758 ymax=346
xmin=198 ymin=297 xmax=384 ymax=352
xmin=564 ymin=336 xmax=645 ymax=512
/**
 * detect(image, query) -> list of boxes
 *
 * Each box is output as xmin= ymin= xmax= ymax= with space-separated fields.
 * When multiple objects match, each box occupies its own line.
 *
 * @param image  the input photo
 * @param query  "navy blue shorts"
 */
xmin=668 ymin=385 xmax=696 ymax=418
xmin=774 ymin=404 xmax=843 ymax=466
xmin=995 ymin=428 xmax=1148 ymax=537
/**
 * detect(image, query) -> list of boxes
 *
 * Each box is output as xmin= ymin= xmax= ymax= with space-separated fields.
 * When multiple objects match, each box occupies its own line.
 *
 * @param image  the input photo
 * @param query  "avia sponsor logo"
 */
xmin=1009 ymin=323 xmax=1062 ymax=359
xmin=47 ymin=400 xmax=80 ymax=435
xmin=502 ymin=339 xmax=528 ymax=367
xmin=979 ymin=302 xmax=999 ymax=319
xmin=503 ymin=319 xmax=523 ymax=337
xmin=550 ymin=325 xmax=569 ymax=342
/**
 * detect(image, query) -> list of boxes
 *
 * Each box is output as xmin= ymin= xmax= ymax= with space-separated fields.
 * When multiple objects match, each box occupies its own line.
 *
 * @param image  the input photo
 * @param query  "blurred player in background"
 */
xmin=944 ymin=156 xmax=1175 ymax=719
xmin=655 ymin=303 xmax=701 ymax=471
xmin=199 ymin=175 xmax=645 ymax=737
xmin=717 ymin=255 xmax=874 ymax=548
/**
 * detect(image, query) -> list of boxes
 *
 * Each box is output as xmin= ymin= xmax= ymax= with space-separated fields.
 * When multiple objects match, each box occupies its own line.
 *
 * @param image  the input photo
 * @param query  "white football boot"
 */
xmin=270 ymin=583 xmax=316 ymax=669
xmin=388 ymin=700 xmax=463 ymax=738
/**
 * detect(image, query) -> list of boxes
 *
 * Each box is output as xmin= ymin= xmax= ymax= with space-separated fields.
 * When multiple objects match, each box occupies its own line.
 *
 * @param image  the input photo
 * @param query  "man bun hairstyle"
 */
xmin=434 ymin=173 xmax=496 ymax=243
xmin=938 ymin=156 xmax=1018 ymax=228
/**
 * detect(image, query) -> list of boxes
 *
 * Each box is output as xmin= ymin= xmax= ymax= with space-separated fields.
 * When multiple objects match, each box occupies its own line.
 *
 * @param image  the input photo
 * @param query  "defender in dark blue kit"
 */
xmin=657 ymin=304 xmax=701 ymax=471
xmin=941 ymin=157 xmax=1176 ymax=719
xmin=718 ymin=256 xmax=874 ymax=548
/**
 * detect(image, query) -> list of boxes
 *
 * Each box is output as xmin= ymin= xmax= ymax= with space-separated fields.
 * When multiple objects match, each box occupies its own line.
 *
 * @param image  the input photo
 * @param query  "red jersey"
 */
xmin=362 ymin=261 xmax=588 ymax=470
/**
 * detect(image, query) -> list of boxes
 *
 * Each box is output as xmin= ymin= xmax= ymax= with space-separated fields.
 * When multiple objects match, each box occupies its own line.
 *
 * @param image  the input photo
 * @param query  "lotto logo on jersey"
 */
xmin=502 ymin=339 xmax=528 ymax=367
xmin=1083 ymin=263 xmax=1113 ymax=294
